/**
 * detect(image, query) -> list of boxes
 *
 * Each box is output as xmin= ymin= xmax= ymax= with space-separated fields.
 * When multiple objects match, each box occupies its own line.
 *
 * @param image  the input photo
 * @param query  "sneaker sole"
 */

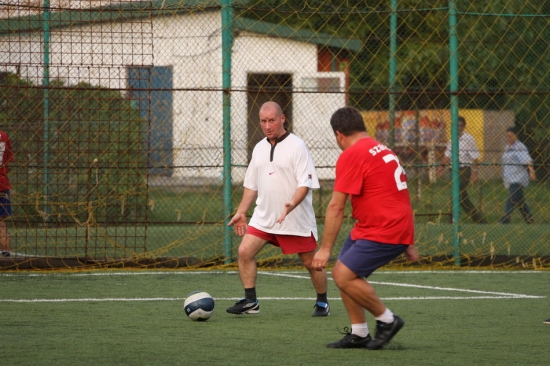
xmin=312 ymin=311 xmax=330 ymax=317
xmin=327 ymin=336 xmax=372 ymax=349
xmin=226 ymin=307 xmax=260 ymax=315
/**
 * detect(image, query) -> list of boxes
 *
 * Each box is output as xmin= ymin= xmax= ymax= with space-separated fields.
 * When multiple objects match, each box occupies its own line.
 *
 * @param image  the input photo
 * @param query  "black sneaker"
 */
xmin=312 ymin=301 xmax=330 ymax=317
xmin=1 ymin=251 xmax=10 ymax=257
xmin=543 ymin=318 xmax=550 ymax=325
xmin=226 ymin=298 xmax=260 ymax=314
xmin=366 ymin=315 xmax=405 ymax=350
xmin=327 ymin=327 xmax=372 ymax=348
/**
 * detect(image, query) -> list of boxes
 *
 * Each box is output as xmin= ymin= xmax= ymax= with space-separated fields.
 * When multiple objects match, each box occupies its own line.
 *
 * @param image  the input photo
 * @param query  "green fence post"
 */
xmin=449 ymin=0 xmax=461 ymax=266
xmin=43 ymin=0 xmax=51 ymax=221
xmin=221 ymin=0 xmax=234 ymax=264
xmin=388 ymin=0 xmax=397 ymax=150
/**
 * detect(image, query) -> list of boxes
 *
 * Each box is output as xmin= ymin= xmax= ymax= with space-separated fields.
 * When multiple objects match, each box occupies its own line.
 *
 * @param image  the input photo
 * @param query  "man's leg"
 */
xmin=332 ymin=260 xmax=385 ymax=318
xmin=500 ymin=186 xmax=515 ymax=224
xmin=332 ymin=260 xmax=404 ymax=350
xmin=325 ymin=260 xmax=383 ymax=348
xmin=237 ymin=234 xmax=267 ymax=288
xmin=299 ymin=250 xmax=327 ymax=295
xmin=299 ymin=250 xmax=330 ymax=316
xmin=226 ymin=234 xmax=267 ymax=314
xmin=511 ymin=184 xmax=534 ymax=224
xmin=459 ymin=168 xmax=485 ymax=223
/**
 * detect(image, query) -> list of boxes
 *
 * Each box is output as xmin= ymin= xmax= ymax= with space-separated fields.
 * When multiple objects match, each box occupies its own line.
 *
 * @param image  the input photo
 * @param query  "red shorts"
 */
xmin=246 ymin=226 xmax=318 ymax=255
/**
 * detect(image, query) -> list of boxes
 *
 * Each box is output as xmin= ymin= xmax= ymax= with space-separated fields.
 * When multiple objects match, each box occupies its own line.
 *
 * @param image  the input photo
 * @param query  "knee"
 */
xmin=331 ymin=264 xmax=349 ymax=290
xmin=237 ymin=243 xmax=255 ymax=261
xmin=301 ymin=257 xmax=314 ymax=272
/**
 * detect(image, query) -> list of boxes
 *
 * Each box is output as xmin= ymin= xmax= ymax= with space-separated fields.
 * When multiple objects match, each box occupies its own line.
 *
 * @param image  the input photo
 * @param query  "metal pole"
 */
xmin=388 ymin=0 xmax=397 ymax=149
xmin=221 ymin=0 xmax=234 ymax=264
xmin=43 ymin=0 xmax=51 ymax=222
xmin=449 ymin=0 xmax=461 ymax=266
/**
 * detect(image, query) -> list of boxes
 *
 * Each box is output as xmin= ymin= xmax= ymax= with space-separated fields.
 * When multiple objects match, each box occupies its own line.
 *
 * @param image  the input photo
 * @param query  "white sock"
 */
xmin=351 ymin=323 xmax=369 ymax=338
xmin=375 ymin=308 xmax=395 ymax=324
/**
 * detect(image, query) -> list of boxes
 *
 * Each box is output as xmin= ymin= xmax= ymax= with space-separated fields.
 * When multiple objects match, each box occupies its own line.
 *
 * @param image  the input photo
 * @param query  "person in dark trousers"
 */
xmin=498 ymin=126 xmax=536 ymax=224
xmin=439 ymin=116 xmax=486 ymax=223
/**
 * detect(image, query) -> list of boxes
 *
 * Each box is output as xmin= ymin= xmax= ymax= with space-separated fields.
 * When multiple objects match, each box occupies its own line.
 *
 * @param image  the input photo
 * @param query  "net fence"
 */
xmin=0 ymin=0 xmax=548 ymax=270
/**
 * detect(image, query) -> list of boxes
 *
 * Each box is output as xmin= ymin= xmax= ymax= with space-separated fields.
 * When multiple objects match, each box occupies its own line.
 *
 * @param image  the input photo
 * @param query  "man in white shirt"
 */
xmin=439 ymin=116 xmax=486 ymax=223
xmin=226 ymin=101 xmax=329 ymax=317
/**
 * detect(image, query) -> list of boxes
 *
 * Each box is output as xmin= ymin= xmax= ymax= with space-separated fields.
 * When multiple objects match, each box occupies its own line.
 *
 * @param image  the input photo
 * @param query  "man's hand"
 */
xmin=276 ymin=202 xmax=295 ymax=224
xmin=312 ymin=248 xmax=331 ymax=271
xmin=471 ymin=169 xmax=479 ymax=183
xmin=405 ymin=245 xmax=419 ymax=262
xmin=228 ymin=213 xmax=247 ymax=237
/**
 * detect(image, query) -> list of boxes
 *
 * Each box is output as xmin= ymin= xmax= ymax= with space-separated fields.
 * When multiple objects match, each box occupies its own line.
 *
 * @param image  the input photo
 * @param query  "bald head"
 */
xmin=259 ymin=101 xmax=287 ymax=143
xmin=260 ymin=101 xmax=283 ymax=116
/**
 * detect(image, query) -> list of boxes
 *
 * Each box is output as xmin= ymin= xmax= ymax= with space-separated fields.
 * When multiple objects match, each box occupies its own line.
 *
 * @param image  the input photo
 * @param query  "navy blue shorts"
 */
xmin=0 ymin=190 xmax=12 ymax=217
xmin=338 ymin=235 xmax=408 ymax=278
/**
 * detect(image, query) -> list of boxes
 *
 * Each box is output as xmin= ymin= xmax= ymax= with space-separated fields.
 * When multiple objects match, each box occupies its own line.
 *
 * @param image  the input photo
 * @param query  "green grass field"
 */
xmin=2 ymin=270 xmax=549 ymax=365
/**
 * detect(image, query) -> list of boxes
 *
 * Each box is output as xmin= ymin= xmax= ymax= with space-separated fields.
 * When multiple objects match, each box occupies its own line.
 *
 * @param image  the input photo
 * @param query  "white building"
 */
xmin=0 ymin=0 xmax=361 ymax=182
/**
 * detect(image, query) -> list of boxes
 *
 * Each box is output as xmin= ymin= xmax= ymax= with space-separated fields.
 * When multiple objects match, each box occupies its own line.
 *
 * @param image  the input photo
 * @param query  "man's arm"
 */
xmin=528 ymin=163 xmax=536 ymax=180
xmin=313 ymin=190 xmax=348 ymax=270
xmin=471 ymin=158 xmax=480 ymax=183
xmin=227 ymin=187 xmax=257 ymax=236
xmin=276 ymin=186 xmax=309 ymax=224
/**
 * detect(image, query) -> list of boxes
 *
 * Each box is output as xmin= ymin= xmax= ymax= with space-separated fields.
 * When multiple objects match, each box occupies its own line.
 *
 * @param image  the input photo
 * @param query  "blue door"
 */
xmin=128 ymin=66 xmax=173 ymax=176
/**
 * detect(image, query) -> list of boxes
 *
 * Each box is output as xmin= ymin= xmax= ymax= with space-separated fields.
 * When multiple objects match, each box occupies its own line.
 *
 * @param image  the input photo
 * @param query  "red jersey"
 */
xmin=0 ymin=130 xmax=14 ymax=191
xmin=334 ymin=137 xmax=414 ymax=245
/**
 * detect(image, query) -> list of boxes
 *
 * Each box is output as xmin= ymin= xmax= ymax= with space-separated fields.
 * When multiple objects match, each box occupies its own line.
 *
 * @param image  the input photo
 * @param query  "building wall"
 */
xmin=0 ymin=11 xmax=348 ymax=182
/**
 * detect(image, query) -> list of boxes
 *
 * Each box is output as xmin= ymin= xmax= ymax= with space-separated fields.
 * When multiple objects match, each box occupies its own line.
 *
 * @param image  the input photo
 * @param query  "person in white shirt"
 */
xmin=498 ymin=126 xmax=535 ymax=224
xmin=439 ymin=116 xmax=486 ymax=223
xmin=226 ymin=101 xmax=329 ymax=317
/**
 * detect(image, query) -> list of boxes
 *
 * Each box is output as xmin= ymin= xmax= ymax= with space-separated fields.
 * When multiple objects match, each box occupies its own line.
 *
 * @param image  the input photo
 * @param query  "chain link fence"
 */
xmin=0 ymin=0 xmax=548 ymax=269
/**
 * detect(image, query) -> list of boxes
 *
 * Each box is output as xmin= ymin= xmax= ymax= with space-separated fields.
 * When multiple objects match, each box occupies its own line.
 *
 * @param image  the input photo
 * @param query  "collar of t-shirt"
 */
xmin=265 ymin=130 xmax=290 ymax=162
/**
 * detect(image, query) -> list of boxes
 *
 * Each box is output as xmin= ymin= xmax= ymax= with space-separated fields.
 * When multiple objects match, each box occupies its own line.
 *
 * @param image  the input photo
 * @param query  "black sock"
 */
xmin=316 ymin=292 xmax=328 ymax=304
xmin=245 ymin=287 xmax=257 ymax=302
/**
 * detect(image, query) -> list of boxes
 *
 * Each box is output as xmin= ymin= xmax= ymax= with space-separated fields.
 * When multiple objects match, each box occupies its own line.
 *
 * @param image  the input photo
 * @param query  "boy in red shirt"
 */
xmin=313 ymin=107 xmax=418 ymax=350
xmin=0 ymin=130 xmax=14 ymax=257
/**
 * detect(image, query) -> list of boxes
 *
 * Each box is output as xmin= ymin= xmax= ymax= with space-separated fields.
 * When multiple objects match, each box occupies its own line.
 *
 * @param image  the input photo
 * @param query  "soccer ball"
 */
xmin=183 ymin=291 xmax=215 ymax=321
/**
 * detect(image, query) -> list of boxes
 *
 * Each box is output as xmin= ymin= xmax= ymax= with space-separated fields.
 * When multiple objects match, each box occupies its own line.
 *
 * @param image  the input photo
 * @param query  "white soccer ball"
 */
xmin=183 ymin=291 xmax=215 ymax=321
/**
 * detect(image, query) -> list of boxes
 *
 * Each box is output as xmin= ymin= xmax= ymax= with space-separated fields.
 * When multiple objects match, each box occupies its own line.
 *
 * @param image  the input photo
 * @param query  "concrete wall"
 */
xmin=0 ymin=11 xmax=347 ymax=182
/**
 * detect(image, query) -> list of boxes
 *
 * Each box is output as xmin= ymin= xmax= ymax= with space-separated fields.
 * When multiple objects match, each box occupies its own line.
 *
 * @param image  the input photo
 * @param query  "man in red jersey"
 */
xmin=0 ymin=130 xmax=14 ymax=257
xmin=313 ymin=106 xmax=418 ymax=350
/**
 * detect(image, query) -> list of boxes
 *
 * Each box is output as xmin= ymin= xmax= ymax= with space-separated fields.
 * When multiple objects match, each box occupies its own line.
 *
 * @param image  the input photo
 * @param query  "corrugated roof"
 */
xmin=0 ymin=0 xmax=362 ymax=51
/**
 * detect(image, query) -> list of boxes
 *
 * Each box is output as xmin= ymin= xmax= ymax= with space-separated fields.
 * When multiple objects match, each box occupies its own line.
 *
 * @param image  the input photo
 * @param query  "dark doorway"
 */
xmin=247 ymin=73 xmax=293 ymax=161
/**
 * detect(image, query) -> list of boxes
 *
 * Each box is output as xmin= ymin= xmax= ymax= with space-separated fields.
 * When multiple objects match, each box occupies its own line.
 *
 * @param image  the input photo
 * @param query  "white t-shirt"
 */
xmin=444 ymin=132 xmax=481 ymax=167
xmin=244 ymin=132 xmax=320 ymax=238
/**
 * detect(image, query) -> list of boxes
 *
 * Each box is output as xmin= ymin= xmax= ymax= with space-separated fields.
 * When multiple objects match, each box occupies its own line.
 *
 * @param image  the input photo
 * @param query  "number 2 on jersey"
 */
xmin=382 ymin=154 xmax=408 ymax=191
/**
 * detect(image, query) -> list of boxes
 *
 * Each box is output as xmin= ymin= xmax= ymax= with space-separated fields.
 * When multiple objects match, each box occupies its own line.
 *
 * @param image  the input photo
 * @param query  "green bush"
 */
xmin=0 ymin=73 xmax=147 ymax=225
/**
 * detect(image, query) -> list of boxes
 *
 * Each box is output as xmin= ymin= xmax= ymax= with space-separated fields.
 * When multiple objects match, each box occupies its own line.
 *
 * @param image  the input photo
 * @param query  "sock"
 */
xmin=316 ymin=292 xmax=328 ymax=304
xmin=244 ymin=287 xmax=257 ymax=302
xmin=375 ymin=308 xmax=395 ymax=324
xmin=351 ymin=323 xmax=369 ymax=338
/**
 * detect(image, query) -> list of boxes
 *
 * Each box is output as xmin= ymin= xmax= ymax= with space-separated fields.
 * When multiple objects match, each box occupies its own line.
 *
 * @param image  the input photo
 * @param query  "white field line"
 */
xmin=2 ymin=295 xmax=545 ymax=303
xmin=259 ymin=272 xmax=543 ymax=299
xmin=1 ymin=270 xmax=548 ymax=277
xmin=0 ymin=270 xmax=546 ymax=302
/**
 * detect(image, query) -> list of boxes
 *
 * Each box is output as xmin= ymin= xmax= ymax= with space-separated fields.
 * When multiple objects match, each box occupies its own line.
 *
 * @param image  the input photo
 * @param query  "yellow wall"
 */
xmin=361 ymin=109 xmax=485 ymax=158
